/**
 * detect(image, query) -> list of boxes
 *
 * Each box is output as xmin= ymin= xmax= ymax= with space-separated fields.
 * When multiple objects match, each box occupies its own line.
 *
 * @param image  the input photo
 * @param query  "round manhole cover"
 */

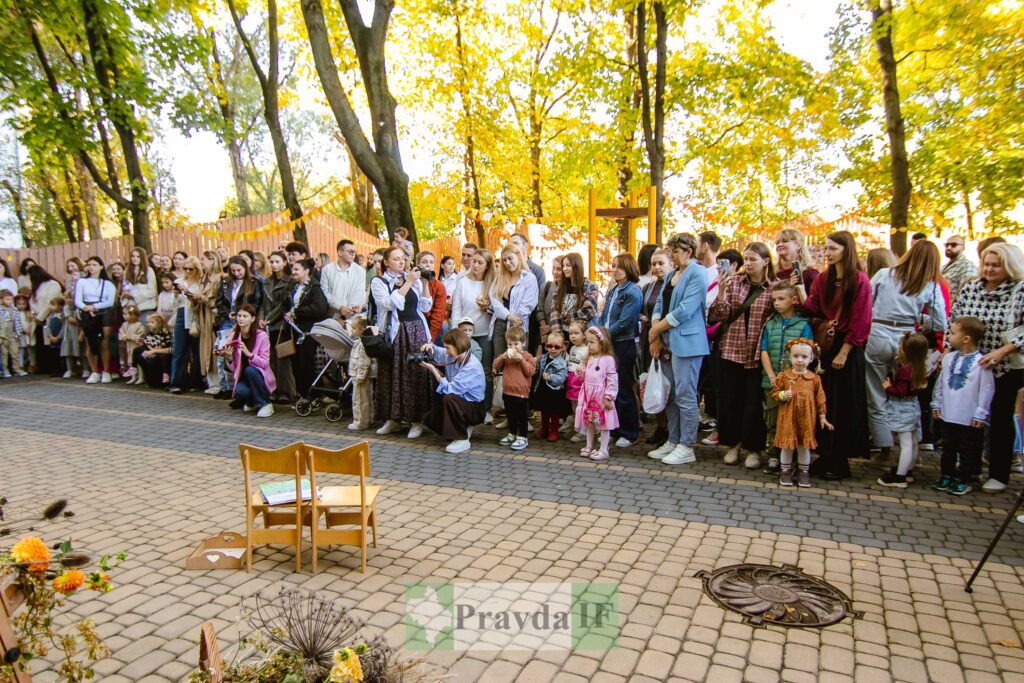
xmin=695 ymin=564 xmax=860 ymax=628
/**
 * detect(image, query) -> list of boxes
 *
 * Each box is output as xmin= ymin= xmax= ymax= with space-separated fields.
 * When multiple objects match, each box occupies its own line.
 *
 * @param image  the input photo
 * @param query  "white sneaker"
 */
xmin=100 ymin=372 xmax=112 ymax=383
xmin=570 ymin=432 xmax=585 ymax=443
xmin=744 ymin=452 xmax=762 ymax=469
xmin=648 ymin=442 xmax=677 ymax=459
xmin=446 ymin=439 xmax=471 ymax=454
xmin=1011 ymin=456 xmax=1024 ymax=474
xmin=723 ymin=446 xmax=741 ymax=465
xmin=62 ymin=371 xmax=73 ymax=379
xmin=407 ymin=423 xmax=424 ymax=439
xmin=467 ymin=426 xmax=474 ymax=439
xmin=511 ymin=437 xmax=528 ymax=451
xmin=615 ymin=437 xmax=636 ymax=448
xmin=256 ymin=404 xmax=275 ymax=418
xmin=559 ymin=416 xmax=574 ymax=433
xmin=483 ymin=413 xmax=494 ymax=425
xmin=15 ymin=370 xmax=28 ymax=377
xmin=204 ymin=386 xmax=220 ymax=395
xmin=662 ymin=444 xmax=696 ymax=465
xmin=81 ymin=370 xmax=91 ymax=379
xmin=981 ymin=479 xmax=1007 ymax=493
xmin=499 ymin=433 xmax=515 ymax=446
xmin=346 ymin=422 xmax=363 ymax=431
xmin=376 ymin=420 xmax=401 ymax=435
xmin=494 ymin=419 xmax=509 ymax=430
xmin=243 ymin=405 xmax=254 ymax=413
xmin=85 ymin=372 xmax=101 ymax=384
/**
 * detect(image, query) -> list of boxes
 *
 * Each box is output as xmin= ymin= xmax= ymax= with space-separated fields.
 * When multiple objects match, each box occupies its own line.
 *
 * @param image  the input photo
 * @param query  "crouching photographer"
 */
xmin=416 ymin=329 xmax=486 ymax=454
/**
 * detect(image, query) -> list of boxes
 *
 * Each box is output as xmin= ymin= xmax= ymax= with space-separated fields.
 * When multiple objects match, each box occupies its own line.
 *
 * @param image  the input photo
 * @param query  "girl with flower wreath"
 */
xmin=573 ymin=326 xmax=619 ymax=462
xmin=772 ymin=338 xmax=833 ymax=488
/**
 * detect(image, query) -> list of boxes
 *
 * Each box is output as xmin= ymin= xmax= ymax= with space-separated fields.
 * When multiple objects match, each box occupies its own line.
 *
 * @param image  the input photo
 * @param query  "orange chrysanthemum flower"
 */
xmin=53 ymin=570 xmax=86 ymax=595
xmin=10 ymin=537 xmax=50 ymax=573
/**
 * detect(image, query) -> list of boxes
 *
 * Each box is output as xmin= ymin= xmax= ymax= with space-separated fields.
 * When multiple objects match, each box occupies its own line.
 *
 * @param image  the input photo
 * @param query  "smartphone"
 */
xmin=717 ymin=259 xmax=730 ymax=275
xmin=792 ymin=261 xmax=802 ymax=277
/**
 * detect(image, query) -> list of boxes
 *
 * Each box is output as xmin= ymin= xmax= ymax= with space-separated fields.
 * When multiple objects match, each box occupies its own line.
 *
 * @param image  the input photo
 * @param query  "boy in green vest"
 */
xmin=759 ymin=282 xmax=813 ymax=473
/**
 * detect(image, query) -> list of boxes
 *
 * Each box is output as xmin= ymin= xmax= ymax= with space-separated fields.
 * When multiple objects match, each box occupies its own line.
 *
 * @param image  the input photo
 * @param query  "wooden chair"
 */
xmin=239 ymin=441 xmax=308 ymax=572
xmin=306 ymin=441 xmax=379 ymax=573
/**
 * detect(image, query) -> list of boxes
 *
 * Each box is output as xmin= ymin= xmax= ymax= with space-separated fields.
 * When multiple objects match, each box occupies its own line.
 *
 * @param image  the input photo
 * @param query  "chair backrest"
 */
xmin=306 ymin=442 xmax=370 ymax=503
xmin=239 ymin=442 xmax=307 ymax=475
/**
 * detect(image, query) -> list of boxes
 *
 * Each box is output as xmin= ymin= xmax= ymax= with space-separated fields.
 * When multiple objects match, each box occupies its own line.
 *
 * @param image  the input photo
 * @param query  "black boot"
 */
xmin=645 ymin=427 xmax=668 ymax=445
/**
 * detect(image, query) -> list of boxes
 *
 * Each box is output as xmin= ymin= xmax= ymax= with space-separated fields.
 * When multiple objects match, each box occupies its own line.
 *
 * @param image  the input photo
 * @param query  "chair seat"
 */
xmin=318 ymin=485 xmax=379 ymax=508
xmin=249 ymin=493 xmax=313 ymax=509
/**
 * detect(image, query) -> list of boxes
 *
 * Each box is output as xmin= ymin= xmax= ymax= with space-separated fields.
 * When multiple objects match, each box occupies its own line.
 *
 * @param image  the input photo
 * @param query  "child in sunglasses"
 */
xmin=532 ymin=330 xmax=569 ymax=441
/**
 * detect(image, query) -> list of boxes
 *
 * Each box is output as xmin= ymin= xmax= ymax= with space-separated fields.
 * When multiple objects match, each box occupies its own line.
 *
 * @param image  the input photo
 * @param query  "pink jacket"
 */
xmin=225 ymin=328 xmax=277 ymax=395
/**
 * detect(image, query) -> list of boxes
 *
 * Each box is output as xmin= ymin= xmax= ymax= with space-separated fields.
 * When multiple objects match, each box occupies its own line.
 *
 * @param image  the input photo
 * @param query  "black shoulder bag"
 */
xmin=362 ymin=276 xmax=394 ymax=359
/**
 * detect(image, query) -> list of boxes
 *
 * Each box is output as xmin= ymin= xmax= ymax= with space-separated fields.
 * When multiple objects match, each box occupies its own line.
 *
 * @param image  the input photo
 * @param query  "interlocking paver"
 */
xmin=3 ymin=377 xmax=1024 ymax=682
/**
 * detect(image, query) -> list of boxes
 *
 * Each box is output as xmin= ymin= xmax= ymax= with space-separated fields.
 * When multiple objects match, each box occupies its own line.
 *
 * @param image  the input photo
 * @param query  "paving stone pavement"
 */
xmin=2 ymin=376 xmax=1024 ymax=682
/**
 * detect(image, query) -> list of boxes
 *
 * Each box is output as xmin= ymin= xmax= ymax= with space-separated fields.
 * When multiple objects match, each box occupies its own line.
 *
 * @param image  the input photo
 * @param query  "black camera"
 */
xmin=414 ymin=267 xmax=436 ymax=282
xmin=407 ymin=352 xmax=431 ymax=364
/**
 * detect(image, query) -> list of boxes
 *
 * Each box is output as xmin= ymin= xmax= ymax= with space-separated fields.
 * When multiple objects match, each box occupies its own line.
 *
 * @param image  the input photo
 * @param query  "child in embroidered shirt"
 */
xmin=772 ymin=339 xmax=832 ymax=487
xmin=759 ymin=282 xmax=813 ymax=474
xmin=44 ymin=297 xmax=65 ymax=356
xmin=877 ymin=333 xmax=931 ymax=489
xmin=931 ymin=317 xmax=995 ymax=495
xmin=346 ymin=316 xmax=378 ymax=431
xmin=14 ymin=294 xmax=35 ymax=373
xmin=493 ymin=326 xmax=536 ymax=450
xmin=574 ymin=326 xmax=619 ymax=462
xmin=0 ymin=289 xmax=26 ymax=377
xmin=532 ymin=330 xmax=569 ymax=442
xmin=118 ymin=305 xmax=145 ymax=379
xmin=565 ymin=320 xmax=589 ymax=442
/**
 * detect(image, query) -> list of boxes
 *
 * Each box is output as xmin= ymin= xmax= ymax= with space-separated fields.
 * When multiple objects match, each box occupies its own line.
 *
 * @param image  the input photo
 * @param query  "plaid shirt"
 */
xmin=941 ymin=255 xmax=977 ymax=303
xmin=709 ymin=276 xmax=776 ymax=368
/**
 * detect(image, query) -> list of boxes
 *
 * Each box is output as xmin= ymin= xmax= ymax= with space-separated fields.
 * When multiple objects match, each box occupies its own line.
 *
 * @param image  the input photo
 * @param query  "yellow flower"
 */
xmin=87 ymin=572 xmax=111 ymax=592
xmin=10 ymin=537 xmax=50 ymax=573
xmin=53 ymin=570 xmax=86 ymax=594
xmin=328 ymin=648 xmax=363 ymax=682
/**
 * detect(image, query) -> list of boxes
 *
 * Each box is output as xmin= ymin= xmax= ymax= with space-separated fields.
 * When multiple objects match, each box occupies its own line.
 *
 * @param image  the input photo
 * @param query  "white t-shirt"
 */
xmin=703 ymin=264 xmax=719 ymax=309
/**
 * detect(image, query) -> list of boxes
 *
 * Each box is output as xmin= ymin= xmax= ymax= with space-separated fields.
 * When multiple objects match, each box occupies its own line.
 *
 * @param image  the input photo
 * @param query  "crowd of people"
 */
xmin=2 ymin=228 xmax=1022 ymax=495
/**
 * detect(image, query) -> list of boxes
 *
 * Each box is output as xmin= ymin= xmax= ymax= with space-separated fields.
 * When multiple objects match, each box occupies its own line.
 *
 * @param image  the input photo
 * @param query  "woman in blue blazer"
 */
xmin=598 ymin=254 xmax=643 ymax=445
xmin=647 ymin=233 xmax=710 ymax=465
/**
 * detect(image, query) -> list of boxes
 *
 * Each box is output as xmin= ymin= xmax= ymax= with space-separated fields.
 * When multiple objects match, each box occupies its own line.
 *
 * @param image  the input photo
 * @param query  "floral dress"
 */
xmin=574 ymin=354 xmax=619 ymax=431
xmin=772 ymin=369 xmax=826 ymax=449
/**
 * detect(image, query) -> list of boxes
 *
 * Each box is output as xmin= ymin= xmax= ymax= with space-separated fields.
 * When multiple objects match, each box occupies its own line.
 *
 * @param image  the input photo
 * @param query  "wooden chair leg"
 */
xmin=294 ymin=525 xmax=302 ymax=573
xmin=370 ymin=509 xmax=378 ymax=548
xmin=310 ymin=511 xmax=318 ymax=574
xmin=360 ymin=530 xmax=367 ymax=573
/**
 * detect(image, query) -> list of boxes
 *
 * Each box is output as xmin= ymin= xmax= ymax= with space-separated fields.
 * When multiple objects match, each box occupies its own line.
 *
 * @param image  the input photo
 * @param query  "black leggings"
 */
xmin=504 ymin=395 xmax=530 ymax=437
xmin=717 ymin=359 xmax=766 ymax=451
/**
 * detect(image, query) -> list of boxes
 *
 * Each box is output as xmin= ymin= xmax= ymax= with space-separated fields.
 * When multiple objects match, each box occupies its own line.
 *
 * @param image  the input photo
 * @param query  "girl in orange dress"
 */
xmin=773 ymin=338 xmax=833 ymax=487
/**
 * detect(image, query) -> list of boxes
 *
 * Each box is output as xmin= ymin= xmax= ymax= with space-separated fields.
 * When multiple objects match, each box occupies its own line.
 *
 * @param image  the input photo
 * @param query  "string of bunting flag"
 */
xmin=455 ymin=203 xmax=586 ymax=227
xmin=182 ymin=186 xmax=355 ymax=240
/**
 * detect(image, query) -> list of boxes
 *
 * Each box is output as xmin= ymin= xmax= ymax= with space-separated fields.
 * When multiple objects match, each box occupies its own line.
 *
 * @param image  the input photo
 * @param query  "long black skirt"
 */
xmin=425 ymin=394 xmax=485 ymax=440
xmin=810 ymin=333 xmax=869 ymax=478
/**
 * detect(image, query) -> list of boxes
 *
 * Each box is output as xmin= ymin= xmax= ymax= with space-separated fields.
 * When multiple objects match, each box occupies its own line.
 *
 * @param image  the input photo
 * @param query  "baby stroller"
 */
xmin=294 ymin=318 xmax=355 ymax=422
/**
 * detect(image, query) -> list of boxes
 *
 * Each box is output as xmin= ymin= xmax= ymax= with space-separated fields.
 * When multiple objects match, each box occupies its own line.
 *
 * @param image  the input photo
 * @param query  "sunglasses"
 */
xmin=545 ymin=344 xmax=564 ymax=350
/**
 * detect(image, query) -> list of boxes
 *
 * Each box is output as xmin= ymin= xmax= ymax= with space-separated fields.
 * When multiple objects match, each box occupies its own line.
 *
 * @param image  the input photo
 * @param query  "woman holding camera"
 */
xmin=371 ymin=246 xmax=434 ymax=438
xmin=418 ymin=329 xmax=487 ymax=454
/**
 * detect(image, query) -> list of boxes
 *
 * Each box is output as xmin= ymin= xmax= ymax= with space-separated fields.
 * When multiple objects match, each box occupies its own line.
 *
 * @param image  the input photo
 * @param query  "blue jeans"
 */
xmin=662 ymin=354 xmax=703 ymax=446
xmin=170 ymin=313 xmax=188 ymax=388
xmin=235 ymin=365 xmax=270 ymax=409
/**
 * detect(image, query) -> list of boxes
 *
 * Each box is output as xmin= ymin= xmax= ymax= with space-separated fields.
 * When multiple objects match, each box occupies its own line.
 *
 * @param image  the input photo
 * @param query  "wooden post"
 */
xmin=588 ymin=188 xmax=597 ymax=281
xmin=647 ymin=186 xmax=657 ymax=246
xmin=627 ymin=192 xmax=637 ymax=257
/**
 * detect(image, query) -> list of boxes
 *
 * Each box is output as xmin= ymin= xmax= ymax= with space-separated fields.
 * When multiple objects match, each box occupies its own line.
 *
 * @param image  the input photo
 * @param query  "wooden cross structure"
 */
xmin=587 ymin=186 xmax=657 ymax=279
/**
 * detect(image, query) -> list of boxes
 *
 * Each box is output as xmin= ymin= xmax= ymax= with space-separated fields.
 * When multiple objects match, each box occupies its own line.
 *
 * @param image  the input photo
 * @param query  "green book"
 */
xmin=259 ymin=478 xmax=313 ymax=505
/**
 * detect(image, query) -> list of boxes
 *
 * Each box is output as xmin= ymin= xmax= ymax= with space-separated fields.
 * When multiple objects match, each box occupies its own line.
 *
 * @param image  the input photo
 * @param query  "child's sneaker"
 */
xmin=877 ymin=471 xmax=908 ymax=488
xmin=797 ymin=465 xmax=812 ymax=488
xmin=15 ymin=370 xmax=27 ymax=377
xmin=511 ymin=436 xmax=528 ymax=451
xmin=931 ymin=475 xmax=952 ymax=492
xmin=779 ymin=465 xmax=794 ymax=487
xmin=499 ymin=433 xmax=515 ymax=446
xmin=948 ymin=479 xmax=972 ymax=496
xmin=121 ymin=368 xmax=135 ymax=379
xmin=589 ymin=450 xmax=609 ymax=461
xmin=701 ymin=431 xmax=720 ymax=446
xmin=763 ymin=457 xmax=780 ymax=474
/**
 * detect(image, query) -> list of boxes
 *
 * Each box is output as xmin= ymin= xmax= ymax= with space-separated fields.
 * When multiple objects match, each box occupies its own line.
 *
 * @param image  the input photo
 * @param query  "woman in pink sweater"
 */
xmin=221 ymin=304 xmax=276 ymax=418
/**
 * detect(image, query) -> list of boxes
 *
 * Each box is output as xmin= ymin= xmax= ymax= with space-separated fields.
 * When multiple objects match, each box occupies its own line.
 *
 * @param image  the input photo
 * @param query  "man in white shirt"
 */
xmin=696 ymin=231 xmax=722 ymax=309
xmin=320 ymin=239 xmax=367 ymax=319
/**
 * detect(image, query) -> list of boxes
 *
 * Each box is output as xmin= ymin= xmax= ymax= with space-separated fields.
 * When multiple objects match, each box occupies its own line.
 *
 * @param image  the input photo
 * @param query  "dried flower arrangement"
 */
xmin=0 ymin=497 xmax=126 ymax=683
xmin=188 ymin=588 xmax=447 ymax=683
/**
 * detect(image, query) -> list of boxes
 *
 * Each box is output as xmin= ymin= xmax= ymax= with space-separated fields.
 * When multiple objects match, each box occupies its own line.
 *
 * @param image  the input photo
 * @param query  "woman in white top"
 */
xmin=451 ymin=248 xmax=495 ymax=418
xmin=26 ymin=264 xmax=64 ymax=376
xmin=17 ymin=258 xmax=36 ymax=291
xmin=121 ymin=247 xmax=158 ymax=323
xmin=371 ymin=245 xmax=434 ymax=439
xmin=0 ymin=260 xmax=16 ymax=297
xmin=74 ymin=257 xmax=116 ymax=383
xmin=169 ymin=256 xmax=204 ymax=393
xmin=489 ymin=243 xmax=539 ymax=358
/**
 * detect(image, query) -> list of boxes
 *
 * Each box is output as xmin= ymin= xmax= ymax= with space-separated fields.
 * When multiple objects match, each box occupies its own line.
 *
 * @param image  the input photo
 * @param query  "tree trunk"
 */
xmin=616 ymin=7 xmax=639 ymax=252
xmin=872 ymin=0 xmax=911 ymax=257
xmin=74 ymin=156 xmax=102 ymax=239
xmin=529 ymin=98 xmax=543 ymax=219
xmin=227 ymin=0 xmax=304 ymax=240
xmin=81 ymin=0 xmax=151 ymax=251
xmin=636 ymin=0 xmax=667 ymax=245
xmin=298 ymin=0 xmax=416 ymax=250
xmin=1 ymin=180 xmax=30 ymax=247
xmin=963 ymin=189 xmax=974 ymax=240
xmin=453 ymin=3 xmax=484 ymax=245
xmin=210 ymin=31 xmax=252 ymax=216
